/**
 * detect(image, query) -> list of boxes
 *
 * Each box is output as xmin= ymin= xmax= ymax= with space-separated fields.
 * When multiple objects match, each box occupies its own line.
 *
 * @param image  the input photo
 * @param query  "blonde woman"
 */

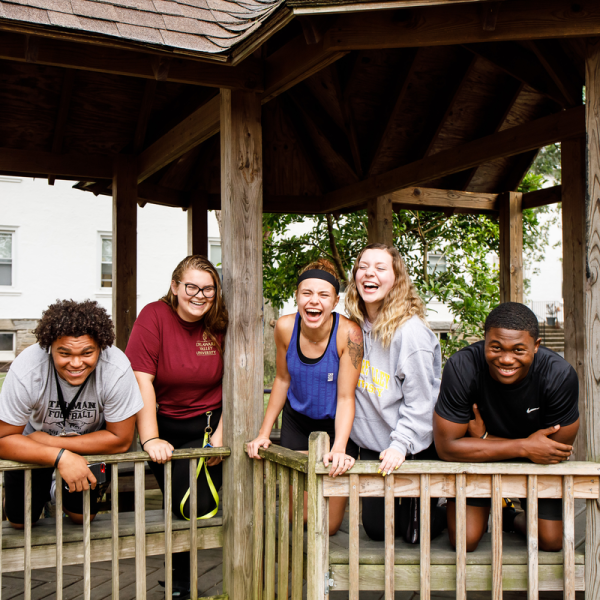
xmin=346 ymin=243 xmax=443 ymax=542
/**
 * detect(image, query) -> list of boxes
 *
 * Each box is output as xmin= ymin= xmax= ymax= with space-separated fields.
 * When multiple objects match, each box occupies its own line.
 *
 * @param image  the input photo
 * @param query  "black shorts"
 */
xmin=464 ymin=496 xmax=562 ymax=521
xmin=280 ymin=400 xmax=359 ymax=458
xmin=4 ymin=466 xmax=110 ymax=525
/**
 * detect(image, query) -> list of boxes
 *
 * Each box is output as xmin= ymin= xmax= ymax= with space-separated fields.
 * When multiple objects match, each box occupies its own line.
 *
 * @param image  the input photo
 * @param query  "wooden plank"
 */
xmin=48 ymin=69 xmax=75 ymax=185
xmin=348 ymin=473 xmax=359 ymax=600
xmin=164 ymin=461 xmax=173 ymax=600
xmin=455 ymin=473 xmax=467 ymax=600
xmin=499 ymin=191 xmax=523 ymax=304
xmin=187 ymin=193 xmax=209 ymax=257
xmin=307 ymin=432 xmax=329 ymax=600
xmin=522 ymin=185 xmax=562 ymax=210
xmin=491 ymin=474 xmax=502 ymax=600
xmin=277 ymin=466 xmax=290 ymax=600
xmin=133 ymin=80 xmax=157 ymax=153
xmin=111 ymin=464 xmax=119 ymax=600
xmin=83 ymin=489 xmax=91 ymax=600
xmin=189 ymin=458 xmax=198 ymax=600
xmin=390 ymin=186 xmax=498 ymax=212
xmin=252 ymin=460 xmax=264 ymax=600
xmin=563 ymin=475 xmax=575 ymax=600
xmin=138 ymin=95 xmax=220 ymax=183
xmin=263 ymin=461 xmax=276 ymax=600
xmin=585 ymin=37 xmax=600 ymax=600
xmin=562 ymin=138 xmax=587 ymax=461
xmin=323 ymin=105 xmax=585 ymax=212
xmin=324 ymin=0 xmax=600 ymax=51
xmin=292 ymin=0 xmax=512 ymax=15
xmin=220 ymin=89 xmax=263 ymax=600
xmin=134 ymin=462 xmax=146 ymax=600
xmin=527 ymin=475 xmax=538 ymax=600
xmin=112 ymin=156 xmax=138 ymax=351
xmin=367 ymin=196 xmax=393 ymax=246
xmin=24 ymin=469 xmax=31 ymax=600
xmin=420 ymin=474 xmax=430 ymax=600
xmin=384 ymin=474 xmax=394 ymax=600
xmin=291 ymin=471 xmax=304 ymax=600
xmin=55 ymin=472 xmax=62 ymax=600
xmin=251 ymin=444 xmax=310 ymax=474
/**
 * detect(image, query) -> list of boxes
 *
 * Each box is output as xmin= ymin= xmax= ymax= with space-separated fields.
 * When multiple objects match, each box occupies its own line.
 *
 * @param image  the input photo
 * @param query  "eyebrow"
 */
xmin=56 ymin=346 xmax=96 ymax=352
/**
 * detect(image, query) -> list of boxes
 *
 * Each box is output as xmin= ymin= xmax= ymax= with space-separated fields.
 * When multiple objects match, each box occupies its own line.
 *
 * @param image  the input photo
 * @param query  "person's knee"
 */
xmin=447 ymin=527 xmax=483 ymax=552
xmin=65 ymin=510 xmax=97 ymax=525
xmin=8 ymin=521 xmax=24 ymax=530
xmin=539 ymin=521 xmax=563 ymax=552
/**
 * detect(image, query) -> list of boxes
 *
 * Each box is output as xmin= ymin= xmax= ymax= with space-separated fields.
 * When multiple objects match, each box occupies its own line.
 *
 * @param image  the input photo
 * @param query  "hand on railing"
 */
xmin=246 ymin=434 xmax=272 ymax=458
xmin=323 ymin=450 xmax=355 ymax=477
xmin=57 ymin=449 xmax=98 ymax=493
xmin=378 ymin=447 xmax=405 ymax=476
xmin=206 ymin=429 xmax=224 ymax=466
xmin=523 ymin=425 xmax=573 ymax=464
xmin=143 ymin=438 xmax=174 ymax=464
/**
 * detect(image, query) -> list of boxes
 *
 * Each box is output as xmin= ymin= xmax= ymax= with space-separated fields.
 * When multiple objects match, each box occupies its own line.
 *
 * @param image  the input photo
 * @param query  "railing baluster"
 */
xmin=348 ymin=473 xmax=359 ymax=600
xmin=384 ymin=474 xmax=394 ymax=600
xmin=420 ymin=474 xmax=431 ymax=600
xmin=189 ymin=458 xmax=198 ymax=600
xmin=24 ymin=469 xmax=32 ymax=600
xmin=277 ymin=465 xmax=290 ymax=600
xmin=253 ymin=460 xmax=264 ymax=600
xmin=264 ymin=460 xmax=276 ymax=600
xmin=111 ymin=464 xmax=119 ymax=600
xmin=563 ymin=475 xmax=575 ymax=600
xmin=55 ymin=471 xmax=63 ymax=600
xmin=83 ymin=488 xmax=91 ymax=600
xmin=455 ymin=473 xmax=467 ymax=600
xmin=134 ymin=461 xmax=146 ymax=600
xmin=164 ymin=461 xmax=173 ymax=600
xmin=527 ymin=475 xmax=538 ymax=600
xmin=492 ymin=474 xmax=503 ymax=600
xmin=291 ymin=470 xmax=304 ymax=600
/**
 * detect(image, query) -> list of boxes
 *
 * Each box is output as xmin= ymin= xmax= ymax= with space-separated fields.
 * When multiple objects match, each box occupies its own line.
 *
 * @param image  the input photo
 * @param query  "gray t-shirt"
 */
xmin=0 ymin=344 xmax=143 ymax=436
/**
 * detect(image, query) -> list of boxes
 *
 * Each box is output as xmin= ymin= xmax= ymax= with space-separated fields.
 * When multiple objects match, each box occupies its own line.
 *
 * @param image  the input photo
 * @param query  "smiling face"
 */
xmin=171 ymin=268 xmax=216 ymax=322
xmin=51 ymin=335 xmax=100 ymax=386
xmin=484 ymin=327 xmax=541 ymax=385
xmin=296 ymin=278 xmax=339 ymax=330
xmin=354 ymin=249 xmax=396 ymax=317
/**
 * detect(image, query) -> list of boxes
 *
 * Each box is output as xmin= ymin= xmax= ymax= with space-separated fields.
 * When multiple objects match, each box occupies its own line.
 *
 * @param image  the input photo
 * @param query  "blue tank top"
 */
xmin=286 ymin=312 xmax=340 ymax=420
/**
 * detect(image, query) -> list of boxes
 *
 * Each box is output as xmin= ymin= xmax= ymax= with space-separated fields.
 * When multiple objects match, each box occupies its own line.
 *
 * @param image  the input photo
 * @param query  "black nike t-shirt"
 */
xmin=435 ymin=341 xmax=579 ymax=439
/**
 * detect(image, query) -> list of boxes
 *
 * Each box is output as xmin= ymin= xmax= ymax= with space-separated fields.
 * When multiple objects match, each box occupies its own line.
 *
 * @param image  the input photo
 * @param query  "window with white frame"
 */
xmin=100 ymin=235 xmax=112 ymax=288
xmin=0 ymin=231 xmax=13 ymax=286
xmin=209 ymin=241 xmax=222 ymax=280
xmin=427 ymin=253 xmax=447 ymax=276
xmin=0 ymin=332 xmax=15 ymax=361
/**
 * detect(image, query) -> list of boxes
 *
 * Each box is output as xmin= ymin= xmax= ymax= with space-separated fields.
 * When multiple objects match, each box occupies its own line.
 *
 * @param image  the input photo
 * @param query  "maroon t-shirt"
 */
xmin=125 ymin=301 xmax=223 ymax=419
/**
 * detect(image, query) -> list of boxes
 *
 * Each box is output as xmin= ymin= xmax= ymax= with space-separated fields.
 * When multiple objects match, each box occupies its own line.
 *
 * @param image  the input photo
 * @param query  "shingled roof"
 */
xmin=0 ymin=0 xmax=284 ymax=54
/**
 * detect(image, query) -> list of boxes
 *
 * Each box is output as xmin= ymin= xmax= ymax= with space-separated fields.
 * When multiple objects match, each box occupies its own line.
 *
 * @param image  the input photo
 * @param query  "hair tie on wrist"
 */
xmin=141 ymin=437 xmax=159 ymax=449
xmin=54 ymin=448 xmax=66 ymax=468
xmin=481 ymin=431 xmax=488 ymax=440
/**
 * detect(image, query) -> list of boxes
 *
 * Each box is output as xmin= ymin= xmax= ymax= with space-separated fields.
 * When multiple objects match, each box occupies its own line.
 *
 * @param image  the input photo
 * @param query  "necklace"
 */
xmin=301 ymin=314 xmax=334 ymax=345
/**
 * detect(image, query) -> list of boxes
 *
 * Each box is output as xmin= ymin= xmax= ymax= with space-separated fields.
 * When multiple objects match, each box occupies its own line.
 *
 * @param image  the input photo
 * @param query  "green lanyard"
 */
xmin=179 ymin=411 xmax=220 ymax=521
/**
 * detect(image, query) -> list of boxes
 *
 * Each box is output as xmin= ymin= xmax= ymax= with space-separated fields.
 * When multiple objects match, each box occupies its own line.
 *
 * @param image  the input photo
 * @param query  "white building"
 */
xmin=0 ymin=177 xmax=221 ymax=362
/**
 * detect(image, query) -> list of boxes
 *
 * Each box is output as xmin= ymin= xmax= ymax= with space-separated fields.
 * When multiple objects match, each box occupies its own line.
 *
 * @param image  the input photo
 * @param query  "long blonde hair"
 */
xmin=160 ymin=255 xmax=228 ymax=356
xmin=345 ymin=243 xmax=428 ymax=347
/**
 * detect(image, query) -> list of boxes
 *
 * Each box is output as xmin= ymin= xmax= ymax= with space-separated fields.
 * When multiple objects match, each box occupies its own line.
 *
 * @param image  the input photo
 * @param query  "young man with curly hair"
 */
xmin=0 ymin=300 xmax=143 ymax=527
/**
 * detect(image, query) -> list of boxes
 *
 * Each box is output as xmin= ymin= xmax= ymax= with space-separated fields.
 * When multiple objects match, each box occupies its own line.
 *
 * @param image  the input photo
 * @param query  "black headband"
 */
xmin=297 ymin=269 xmax=340 ymax=294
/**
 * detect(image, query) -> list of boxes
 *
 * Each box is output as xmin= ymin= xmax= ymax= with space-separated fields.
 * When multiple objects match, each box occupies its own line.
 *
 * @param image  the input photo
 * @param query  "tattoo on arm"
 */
xmin=347 ymin=328 xmax=364 ymax=370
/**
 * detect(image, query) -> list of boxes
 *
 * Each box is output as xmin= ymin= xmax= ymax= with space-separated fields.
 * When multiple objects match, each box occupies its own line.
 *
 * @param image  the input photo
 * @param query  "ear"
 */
xmin=534 ymin=337 xmax=542 ymax=352
xmin=333 ymin=294 xmax=340 ymax=310
xmin=170 ymin=280 xmax=179 ymax=296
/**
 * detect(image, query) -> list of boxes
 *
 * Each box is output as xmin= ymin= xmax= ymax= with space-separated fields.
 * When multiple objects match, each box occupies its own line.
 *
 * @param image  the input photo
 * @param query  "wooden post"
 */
xmin=112 ymin=156 xmax=138 ymax=350
xmin=187 ymin=193 xmax=209 ymax=257
xmin=367 ymin=195 xmax=394 ymax=246
xmin=498 ymin=191 xmax=523 ymax=303
xmin=585 ymin=38 xmax=600 ymax=600
xmin=562 ymin=137 xmax=587 ymax=460
xmin=220 ymin=89 xmax=263 ymax=600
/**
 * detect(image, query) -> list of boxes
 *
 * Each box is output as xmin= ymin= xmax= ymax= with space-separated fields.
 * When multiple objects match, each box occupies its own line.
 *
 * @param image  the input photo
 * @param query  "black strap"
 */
xmin=53 ymin=367 xmax=91 ymax=431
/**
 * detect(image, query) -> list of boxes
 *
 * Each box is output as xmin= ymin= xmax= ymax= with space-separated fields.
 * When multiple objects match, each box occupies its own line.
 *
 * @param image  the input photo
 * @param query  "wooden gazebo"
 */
xmin=1 ymin=0 xmax=600 ymax=597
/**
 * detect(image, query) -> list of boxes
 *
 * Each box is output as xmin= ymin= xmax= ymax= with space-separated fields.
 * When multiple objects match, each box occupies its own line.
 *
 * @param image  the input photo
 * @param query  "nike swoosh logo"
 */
xmin=527 ymin=407 xmax=540 ymax=414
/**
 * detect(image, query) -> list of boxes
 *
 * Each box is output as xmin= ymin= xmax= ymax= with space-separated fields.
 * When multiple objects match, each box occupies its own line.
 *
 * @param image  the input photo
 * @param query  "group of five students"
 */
xmin=0 ymin=242 xmax=580 ymax=596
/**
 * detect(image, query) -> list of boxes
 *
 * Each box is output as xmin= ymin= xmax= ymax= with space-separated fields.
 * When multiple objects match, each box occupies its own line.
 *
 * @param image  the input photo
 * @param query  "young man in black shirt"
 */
xmin=434 ymin=302 xmax=579 ymax=552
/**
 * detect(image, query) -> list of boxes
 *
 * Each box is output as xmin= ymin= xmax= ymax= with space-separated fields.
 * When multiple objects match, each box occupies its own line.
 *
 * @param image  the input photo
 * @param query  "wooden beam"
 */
xmin=521 ymin=185 xmax=562 ymax=210
xmin=562 ymin=137 xmax=586 ymax=461
xmin=390 ymin=187 xmax=497 ymax=212
xmin=367 ymin=196 xmax=394 ymax=245
xmin=324 ymin=0 xmax=600 ymax=51
xmin=585 ymin=36 xmax=600 ymax=600
xmin=292 ymin=0 xmax=506 ymax=15
xmin=112 ymin=157 xmax=137 ymax=351
xmin=187 ymin=193 xmax=209 ymax=256
xmin=0 ymin=148 xmax=112 ymax=179
xmin=48 ymin=69 xmax=75 ymax=185
xmin=133 ymin=80 xmax=157 ymax=154
xmin=323 ymin=105 xmax=585 ymax=212
xmin=498 ymin=191 xmax=523 ymax=303
xmin=137 ymin=95 xmax=220 ymax=183
xmin=220 ymin=90 xmax=263 ymax=600
xmin=0 ymin=31 xmax=264 ymax=91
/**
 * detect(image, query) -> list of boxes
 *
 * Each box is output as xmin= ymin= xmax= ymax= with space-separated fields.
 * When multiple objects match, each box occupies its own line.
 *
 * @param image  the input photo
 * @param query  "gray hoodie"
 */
xmin=350 ymin=315 xmax=441 ymax=456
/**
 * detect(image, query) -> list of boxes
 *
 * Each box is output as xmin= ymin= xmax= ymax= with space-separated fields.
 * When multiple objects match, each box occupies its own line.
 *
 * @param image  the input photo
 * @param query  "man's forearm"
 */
xmin=438 ymin=437 xmax=525 ymax=462
xmin=33 ymin=430 xmax=133 ymax=455
xmin=0 ymin=435 xmax=61 ymax=466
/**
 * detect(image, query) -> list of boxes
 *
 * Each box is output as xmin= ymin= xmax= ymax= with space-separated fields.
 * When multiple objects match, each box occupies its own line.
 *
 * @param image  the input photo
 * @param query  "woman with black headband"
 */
xmin=246 ymin=259 xmax=363 ymax=535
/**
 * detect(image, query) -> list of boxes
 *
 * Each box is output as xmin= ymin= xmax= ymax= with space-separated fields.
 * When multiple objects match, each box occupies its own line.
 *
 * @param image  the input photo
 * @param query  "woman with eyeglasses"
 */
xmin=125 ymin=255 xmax=227 ymax=597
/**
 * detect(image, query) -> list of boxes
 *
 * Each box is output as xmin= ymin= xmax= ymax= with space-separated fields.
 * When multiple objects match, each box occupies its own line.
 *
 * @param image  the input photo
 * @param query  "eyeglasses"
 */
xmin=177 ymin=281 xmax=216 ymax=299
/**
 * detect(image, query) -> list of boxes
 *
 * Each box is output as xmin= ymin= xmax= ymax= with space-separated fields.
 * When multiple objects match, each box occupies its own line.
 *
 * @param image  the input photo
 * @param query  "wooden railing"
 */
xmin=0 ymin=446 xmax=230 ymax=600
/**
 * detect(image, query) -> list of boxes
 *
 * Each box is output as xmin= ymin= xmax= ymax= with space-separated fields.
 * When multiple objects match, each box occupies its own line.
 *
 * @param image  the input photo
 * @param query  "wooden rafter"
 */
xmin=322 ymin=105 xmax=584 ymax=211
xmin=133 ymin=80 xmax=157 ymax=154
xmin=324 ymin=0 xmax=600 ymax=51
xmin=291 ymin=0 xmax=506 ymax=15
xmin=47 ymin=69 xmax=75 ymax=185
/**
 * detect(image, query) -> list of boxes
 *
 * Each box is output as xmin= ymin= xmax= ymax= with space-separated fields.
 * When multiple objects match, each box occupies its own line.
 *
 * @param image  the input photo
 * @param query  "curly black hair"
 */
xmin=484 ymin=302 xmax=539 ymax=340
xmin=34 ymin=299 xmax=115 ymax=350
